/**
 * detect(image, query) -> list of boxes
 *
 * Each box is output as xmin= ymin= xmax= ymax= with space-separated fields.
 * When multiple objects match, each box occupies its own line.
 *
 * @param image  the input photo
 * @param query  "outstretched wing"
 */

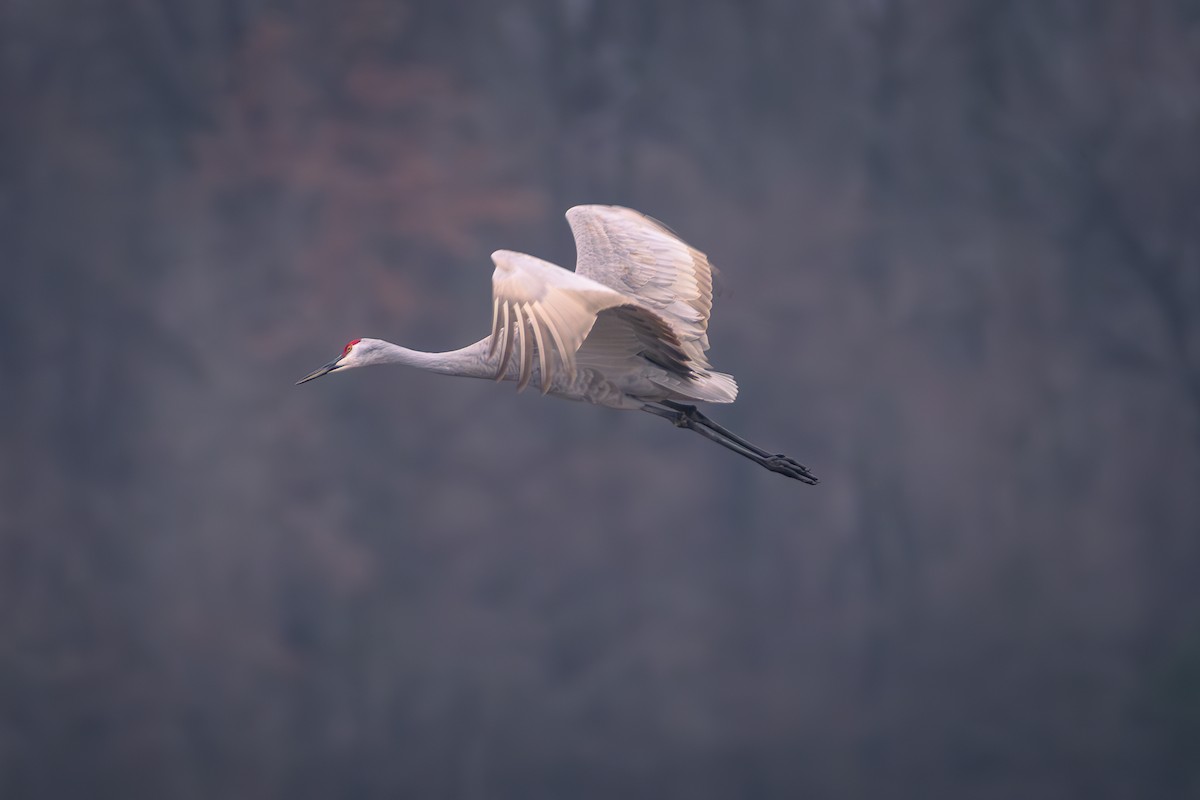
xmin=567 ymin=205 xmax=716 ymax=364
xmin=489 ymin=249 xmax=629 ymax=393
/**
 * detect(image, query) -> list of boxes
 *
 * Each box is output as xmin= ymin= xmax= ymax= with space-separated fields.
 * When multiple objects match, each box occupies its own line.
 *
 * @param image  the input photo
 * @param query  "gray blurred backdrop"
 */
xmin=3 ymin=2 xmax=1199 ymax=798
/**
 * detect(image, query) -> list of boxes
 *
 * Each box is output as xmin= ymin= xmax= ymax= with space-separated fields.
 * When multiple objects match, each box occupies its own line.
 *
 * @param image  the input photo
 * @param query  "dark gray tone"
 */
xmin=3 ymin=1 xmax=1199 ymax=798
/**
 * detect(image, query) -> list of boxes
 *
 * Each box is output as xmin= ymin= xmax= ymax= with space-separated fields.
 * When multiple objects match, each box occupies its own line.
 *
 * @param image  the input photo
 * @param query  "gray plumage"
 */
xmin=297 ymin=205 xmax=817 ymax=483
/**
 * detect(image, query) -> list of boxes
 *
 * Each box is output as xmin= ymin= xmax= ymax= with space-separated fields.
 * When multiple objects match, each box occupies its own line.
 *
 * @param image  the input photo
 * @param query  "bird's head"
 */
xmin=295 ymin=338 xmax=383 ymax=384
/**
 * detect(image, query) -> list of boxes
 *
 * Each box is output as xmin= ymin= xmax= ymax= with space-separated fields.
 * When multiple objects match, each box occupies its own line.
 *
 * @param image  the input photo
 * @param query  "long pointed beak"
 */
xmin=295 ymin=357 xmax=342 ymax=385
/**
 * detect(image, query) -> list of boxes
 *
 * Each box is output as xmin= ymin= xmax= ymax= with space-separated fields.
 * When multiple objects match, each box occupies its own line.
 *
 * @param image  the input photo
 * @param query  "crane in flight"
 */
xmin=297 ymin=205 xmax=817 ymax=484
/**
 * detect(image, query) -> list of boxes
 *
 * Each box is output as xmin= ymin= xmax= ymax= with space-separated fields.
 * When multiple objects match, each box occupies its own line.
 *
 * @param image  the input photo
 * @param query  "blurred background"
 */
xmin=3 ymin=1 xmax=1199 ymax=798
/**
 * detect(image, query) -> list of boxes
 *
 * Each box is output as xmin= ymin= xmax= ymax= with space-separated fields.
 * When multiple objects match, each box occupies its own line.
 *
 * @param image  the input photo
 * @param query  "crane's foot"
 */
xmin=763 ymin=454 xmax=819 ymax=485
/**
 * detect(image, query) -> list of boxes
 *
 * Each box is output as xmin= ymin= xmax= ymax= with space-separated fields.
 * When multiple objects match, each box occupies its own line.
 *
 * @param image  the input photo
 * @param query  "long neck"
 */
xmin=373 ymin=338 xmax=495 ymax=379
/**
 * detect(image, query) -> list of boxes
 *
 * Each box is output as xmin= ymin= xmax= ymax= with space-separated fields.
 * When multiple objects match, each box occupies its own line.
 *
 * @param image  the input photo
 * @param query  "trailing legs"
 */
xmin=641 ymin=400 xmax=818 ymax=484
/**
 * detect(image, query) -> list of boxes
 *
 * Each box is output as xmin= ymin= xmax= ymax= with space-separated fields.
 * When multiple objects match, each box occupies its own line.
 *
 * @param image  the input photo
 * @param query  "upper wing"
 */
xmin=489 ymin=249 xmax=633 ymax=393
xmin=566 ymin=205 xmax=716 ymax=364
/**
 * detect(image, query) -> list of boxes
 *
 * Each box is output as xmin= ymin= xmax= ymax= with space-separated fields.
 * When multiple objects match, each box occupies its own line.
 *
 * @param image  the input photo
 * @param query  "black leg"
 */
xmin=643 ymin=403 xmax=819 ymax=485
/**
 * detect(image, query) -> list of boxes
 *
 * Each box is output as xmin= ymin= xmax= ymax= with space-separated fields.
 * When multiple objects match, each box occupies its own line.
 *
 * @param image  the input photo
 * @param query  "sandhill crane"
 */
xmin=297 ymin=205 xmax=817 ymax=483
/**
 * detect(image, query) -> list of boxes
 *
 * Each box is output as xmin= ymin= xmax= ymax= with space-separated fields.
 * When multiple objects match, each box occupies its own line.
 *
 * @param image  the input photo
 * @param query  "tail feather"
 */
xmin=652 ymin=370 xmax=738 ymax=404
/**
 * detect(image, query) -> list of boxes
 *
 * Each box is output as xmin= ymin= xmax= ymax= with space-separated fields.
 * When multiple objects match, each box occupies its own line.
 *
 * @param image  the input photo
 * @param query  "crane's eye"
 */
xmin=342 ymin=338 xmax=361 ymax=357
